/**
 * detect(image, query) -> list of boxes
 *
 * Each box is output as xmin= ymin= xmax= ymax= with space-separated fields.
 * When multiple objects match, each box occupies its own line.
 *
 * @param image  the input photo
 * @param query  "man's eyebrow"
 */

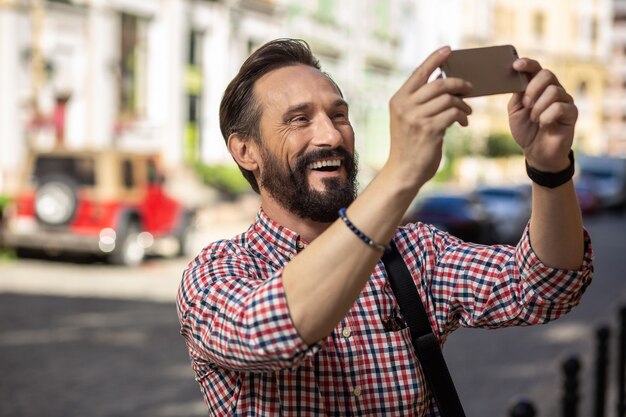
xmin=282 ymin=99 xmax=349 ymax=121
xmin=282 ymin=103 xmax=313 ymax=121
xmin=332 ymin=98 xmax=349 ymax=110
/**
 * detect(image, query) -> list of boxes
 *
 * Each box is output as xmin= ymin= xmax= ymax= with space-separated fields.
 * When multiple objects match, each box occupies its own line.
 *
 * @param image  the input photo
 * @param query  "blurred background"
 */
xmin=0 ymin=0 xmax=625 ymax=416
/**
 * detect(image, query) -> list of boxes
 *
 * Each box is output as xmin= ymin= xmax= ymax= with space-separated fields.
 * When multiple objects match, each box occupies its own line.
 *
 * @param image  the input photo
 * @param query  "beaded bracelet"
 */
xmin=338 ymin=207 xmax=391 ymax=253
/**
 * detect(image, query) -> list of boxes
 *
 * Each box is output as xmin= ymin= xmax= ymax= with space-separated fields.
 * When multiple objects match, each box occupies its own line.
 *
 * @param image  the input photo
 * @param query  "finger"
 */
xmin=523 ymin=69 xmax=564 ymax=109
xmin=415 ymin=93 xmax=473 ymax=119
xmin=431 ymin=106 xmax=471 ymax=129
xmin=508 ymin=89 xmax=527 ymax=114
xmin=530 ymin=85 xmax=573 ymax=123
xmin=413 ymin=77 xmax=473 ymax=104
xmin=512 ymin=58 xmax=543 ymax=77
xmin=537 ymin=102 xmax=578 ymax=128
xmin=402 ymin=46 xmax=452 ymax=92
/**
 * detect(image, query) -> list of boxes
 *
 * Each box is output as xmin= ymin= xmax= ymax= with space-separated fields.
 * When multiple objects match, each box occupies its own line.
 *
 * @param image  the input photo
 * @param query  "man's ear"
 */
xmin=227 ymin=133 xmax=260 ymax=172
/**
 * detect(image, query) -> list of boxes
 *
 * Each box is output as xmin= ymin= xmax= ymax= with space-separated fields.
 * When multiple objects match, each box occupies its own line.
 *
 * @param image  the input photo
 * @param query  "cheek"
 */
xmin=341 ymin=125 xmax=356 ymax=150
xmin=285 ymin=135 xmax=313 ymax=167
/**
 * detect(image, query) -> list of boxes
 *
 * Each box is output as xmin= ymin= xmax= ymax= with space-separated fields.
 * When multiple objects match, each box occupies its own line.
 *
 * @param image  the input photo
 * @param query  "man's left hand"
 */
xmin=508 ymin=58 xmax=578 ymax=172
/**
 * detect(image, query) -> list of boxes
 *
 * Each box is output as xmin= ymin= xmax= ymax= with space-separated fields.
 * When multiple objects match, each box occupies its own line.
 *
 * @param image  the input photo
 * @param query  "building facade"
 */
xmin=0 ymin=0 xmax=410 ymax=193
xmin=0 ymin=0 xmax=618 ymax=195
xmin=605 ymin=0 xmax=626 ymax=155
xmin=405 ymin=0 xmax=613 ymax=158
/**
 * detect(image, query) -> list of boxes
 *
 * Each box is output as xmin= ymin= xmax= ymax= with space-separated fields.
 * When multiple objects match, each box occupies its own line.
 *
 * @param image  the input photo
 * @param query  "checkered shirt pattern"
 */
xmin=177 ymin=209 xmax=593 ymax=416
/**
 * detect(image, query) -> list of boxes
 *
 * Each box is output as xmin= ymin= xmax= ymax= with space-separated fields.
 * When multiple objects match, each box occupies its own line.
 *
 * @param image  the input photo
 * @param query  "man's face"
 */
xmin=253 ymin=64 xmax=358 ymax=222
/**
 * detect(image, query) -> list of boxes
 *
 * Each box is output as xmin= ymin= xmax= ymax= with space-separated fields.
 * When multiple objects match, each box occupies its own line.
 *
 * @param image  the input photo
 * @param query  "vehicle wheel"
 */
xmin=108 ymin=221 xmax=145 ymax=267
xmin=35 ymin=175 xmax=78 ymax=226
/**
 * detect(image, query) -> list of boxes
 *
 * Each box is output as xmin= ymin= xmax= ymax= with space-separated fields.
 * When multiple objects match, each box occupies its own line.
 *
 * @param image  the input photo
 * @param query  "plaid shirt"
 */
xmin=177 ymin=209 xmax=593 ymax=416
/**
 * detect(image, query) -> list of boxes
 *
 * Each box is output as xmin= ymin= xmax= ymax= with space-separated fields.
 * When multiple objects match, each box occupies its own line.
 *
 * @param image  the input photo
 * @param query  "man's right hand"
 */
xmin=387 ymin=46 xmax=473 ymax=191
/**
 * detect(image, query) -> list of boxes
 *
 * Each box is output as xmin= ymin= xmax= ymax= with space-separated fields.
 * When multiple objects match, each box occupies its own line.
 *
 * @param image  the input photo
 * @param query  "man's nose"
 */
xmin=312 ymin=115 xmax=343 ymax=147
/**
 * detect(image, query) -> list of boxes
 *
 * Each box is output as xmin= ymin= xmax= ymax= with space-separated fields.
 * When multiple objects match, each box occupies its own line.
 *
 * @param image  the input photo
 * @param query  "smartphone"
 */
xmin=440 ymin=45 xmax=528 ymax=98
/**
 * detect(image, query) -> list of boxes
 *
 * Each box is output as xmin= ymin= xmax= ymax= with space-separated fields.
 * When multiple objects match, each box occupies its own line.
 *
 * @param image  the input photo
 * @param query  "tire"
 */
xmin=108 ymin=220 xmax=145 ymax=267
xmin=35 ymin=174 xmax=78 ymax=226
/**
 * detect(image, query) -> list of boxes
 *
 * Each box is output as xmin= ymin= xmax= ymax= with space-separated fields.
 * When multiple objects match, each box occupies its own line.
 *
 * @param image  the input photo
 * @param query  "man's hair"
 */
xmin=219 ymin=38 xmax=330 ymax=193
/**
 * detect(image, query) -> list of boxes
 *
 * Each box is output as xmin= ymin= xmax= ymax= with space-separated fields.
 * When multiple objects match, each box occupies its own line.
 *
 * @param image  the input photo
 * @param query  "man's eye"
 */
xmin=290 ymin=115 xmax=309 ymax=123
xmin=333 ymin=112 xmax=349 ymax=121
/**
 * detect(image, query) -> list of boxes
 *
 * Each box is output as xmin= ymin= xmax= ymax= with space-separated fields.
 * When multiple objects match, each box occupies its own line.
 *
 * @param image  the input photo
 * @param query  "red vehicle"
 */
xmin=1 ymin=148 xmax=195 ymax=266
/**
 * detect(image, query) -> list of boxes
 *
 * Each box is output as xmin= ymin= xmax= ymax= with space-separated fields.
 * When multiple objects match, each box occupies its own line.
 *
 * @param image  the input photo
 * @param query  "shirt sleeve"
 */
xmin=176 ymin=240 xmax=322 ymax=372
xmin=397 ymin=222 xmax=593 ymax=340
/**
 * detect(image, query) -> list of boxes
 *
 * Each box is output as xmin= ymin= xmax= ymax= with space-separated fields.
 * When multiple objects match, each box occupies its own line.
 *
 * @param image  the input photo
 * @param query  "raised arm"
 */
xmin=282 ymin=46 xmax=474 ymax=344
xmin=507 ymin=58 xmax=584 ymax=270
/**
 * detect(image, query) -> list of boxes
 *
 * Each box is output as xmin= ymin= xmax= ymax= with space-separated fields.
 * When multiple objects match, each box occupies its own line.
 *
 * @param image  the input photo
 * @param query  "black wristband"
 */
xmin=525 ymin=150 xmax=575 ymax=188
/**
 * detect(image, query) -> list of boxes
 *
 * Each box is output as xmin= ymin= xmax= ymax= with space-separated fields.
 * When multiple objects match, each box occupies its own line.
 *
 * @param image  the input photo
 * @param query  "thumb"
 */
xmin=402 ymin=46 xmax=451 ymax=92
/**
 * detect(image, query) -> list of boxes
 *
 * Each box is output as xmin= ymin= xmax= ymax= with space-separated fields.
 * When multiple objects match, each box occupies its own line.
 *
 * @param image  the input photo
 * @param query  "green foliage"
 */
xmin=444 ymin=125 xmax=476 ymax=160
xmin=0 ymin=194 xmax=10 ymax=212
xmin=432 ymin=126 xmax=475 ymax=184
xmin=193 ymin=163 xmax=251 ymax=199
xmin=0 ymin=195 xmax=13 ymax=258
xmin=484 ymin=132 xmax=522 ymax=158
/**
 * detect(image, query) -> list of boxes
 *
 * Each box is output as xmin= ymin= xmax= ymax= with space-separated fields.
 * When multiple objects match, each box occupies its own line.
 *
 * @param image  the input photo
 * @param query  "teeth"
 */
xmin=307 ymin=159 xmax=341 ymax=170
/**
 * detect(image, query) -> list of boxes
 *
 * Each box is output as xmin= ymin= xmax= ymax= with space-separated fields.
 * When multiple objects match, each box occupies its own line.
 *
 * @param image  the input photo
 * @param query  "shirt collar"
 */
xmin=247 ymin=209 xmax=307 ymax=263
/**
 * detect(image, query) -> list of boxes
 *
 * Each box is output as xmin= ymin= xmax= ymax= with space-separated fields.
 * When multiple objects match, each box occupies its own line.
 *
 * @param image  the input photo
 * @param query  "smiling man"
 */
xmin=177 ymin=39 xmax=593 ymax=416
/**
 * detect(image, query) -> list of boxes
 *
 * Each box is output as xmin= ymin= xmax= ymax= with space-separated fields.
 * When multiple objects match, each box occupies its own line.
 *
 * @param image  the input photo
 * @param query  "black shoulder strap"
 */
xmin=381 ymin=242 xmax=466 ymax=417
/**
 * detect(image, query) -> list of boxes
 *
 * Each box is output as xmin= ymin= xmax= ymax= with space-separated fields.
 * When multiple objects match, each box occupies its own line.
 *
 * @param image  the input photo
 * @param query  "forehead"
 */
xmin=254 ymin=64 xmax=343 ymax=114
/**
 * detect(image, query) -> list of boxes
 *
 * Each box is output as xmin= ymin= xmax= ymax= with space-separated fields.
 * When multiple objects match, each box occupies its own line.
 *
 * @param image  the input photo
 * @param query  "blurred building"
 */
xmin=605 ymin=0 xmax=626 ymax=156
xmin=400 ymin=0 xmax=612 ymax=158
xmin=0 ymin=0 xmax=409 ymax=193
xmin=0 ymin=0 xmax=618 ymax=195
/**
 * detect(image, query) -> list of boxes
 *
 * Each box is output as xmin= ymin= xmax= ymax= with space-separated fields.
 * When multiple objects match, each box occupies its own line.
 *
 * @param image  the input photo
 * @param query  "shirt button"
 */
xmin=297 ymin=240 xmax=306 ymax=250
xmin=353 ymin=386 xmax=362 ymax=397
xmin=342 ymin=328 xmax=351 ymax=338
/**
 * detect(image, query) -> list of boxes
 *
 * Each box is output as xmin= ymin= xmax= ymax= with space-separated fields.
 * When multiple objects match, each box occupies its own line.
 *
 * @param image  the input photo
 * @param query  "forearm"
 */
xmin=283 ymin=47 xmax=471 ymax=345
xmin=529 ymin=179 xmax=584 ymax=270
xmin=283 ymin=165 xmax=418 ymax=345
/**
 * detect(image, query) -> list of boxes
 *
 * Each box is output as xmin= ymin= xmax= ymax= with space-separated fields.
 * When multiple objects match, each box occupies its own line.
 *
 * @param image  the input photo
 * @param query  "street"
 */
xmin=0 ymin=212 xmax=625 ymax=417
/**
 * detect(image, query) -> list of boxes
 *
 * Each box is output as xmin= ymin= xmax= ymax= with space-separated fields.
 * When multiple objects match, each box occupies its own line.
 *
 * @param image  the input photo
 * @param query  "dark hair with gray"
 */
xmin=219 ymin=38 xmax=336 ymax=193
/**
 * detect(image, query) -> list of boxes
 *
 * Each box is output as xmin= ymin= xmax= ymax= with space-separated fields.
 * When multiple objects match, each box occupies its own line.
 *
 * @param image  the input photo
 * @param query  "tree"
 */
xmin=484 ymin=132 xmax=523 ymax=158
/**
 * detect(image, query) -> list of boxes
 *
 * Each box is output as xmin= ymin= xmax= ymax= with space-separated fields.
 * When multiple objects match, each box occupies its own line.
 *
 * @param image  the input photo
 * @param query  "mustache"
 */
xmin=294 ymin=147 xmax=354 ymax=173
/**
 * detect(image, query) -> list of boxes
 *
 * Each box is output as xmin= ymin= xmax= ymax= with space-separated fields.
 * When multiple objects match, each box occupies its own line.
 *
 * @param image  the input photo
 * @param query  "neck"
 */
xmin=260 ymin=193 xmax=332 ymax=243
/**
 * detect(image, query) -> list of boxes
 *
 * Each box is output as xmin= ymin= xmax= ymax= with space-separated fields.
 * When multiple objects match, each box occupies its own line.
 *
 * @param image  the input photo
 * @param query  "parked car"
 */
xmin=475 ymin=184 xmax=532 ymax=244
xmin=1 ymin=148 xmax=195 ymax=266
xmin=402 ymin=192 xmax=497 ymax=244
xmin=577 ymin=155 xmax=626 ymax=213
xmin=574 ymin=177 xmax=602 ymax=216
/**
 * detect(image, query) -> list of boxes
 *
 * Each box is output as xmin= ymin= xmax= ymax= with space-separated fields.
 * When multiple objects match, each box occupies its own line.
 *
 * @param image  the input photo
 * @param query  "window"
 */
xmin=119 ymin=13 xmax=148 ymax=118
xmin=185 ymin=30 xmax=205 ymax=164
xmin=591 ymin=17 xmax=598 ymax=43
xmin=188 ymin=30 xmax=203 ymax=67
xmin=122 ymin=160 xmax=134 ymax=188
xmin=147 ymin=160 xmax=161 ymax=184
xmin=33 ymin=156 xmax=95 ymax=186
xmin=533 ymin=11 xmax=545 ymax=39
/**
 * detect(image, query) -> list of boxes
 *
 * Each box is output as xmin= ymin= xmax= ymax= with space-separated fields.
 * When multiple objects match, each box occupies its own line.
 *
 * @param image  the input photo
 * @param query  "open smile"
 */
xmin=306 ymin=159 xmax=342 ymax=172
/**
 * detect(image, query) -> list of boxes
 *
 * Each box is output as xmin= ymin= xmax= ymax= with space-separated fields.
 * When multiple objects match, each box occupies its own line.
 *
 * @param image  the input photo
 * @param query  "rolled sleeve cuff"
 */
xmin=515 ymin=226 xmax=593 ymax=304
xmin=238 ymin=272 xmax=323 ymax=370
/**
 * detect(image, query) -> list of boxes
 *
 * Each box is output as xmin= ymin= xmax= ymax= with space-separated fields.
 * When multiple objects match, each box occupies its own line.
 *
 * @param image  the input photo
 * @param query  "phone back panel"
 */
xmin=441 ymin=45 xmax=528 ymax=98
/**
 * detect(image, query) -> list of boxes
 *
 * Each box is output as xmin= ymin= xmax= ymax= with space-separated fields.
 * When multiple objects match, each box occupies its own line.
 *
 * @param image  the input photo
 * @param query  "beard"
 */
xmin=259 ymin=146 xmax=358 ymax=223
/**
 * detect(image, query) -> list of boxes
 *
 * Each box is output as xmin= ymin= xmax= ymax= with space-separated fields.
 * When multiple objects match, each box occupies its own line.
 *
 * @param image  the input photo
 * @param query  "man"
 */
xmin=177 ymin=38 xmax=593 ymax=415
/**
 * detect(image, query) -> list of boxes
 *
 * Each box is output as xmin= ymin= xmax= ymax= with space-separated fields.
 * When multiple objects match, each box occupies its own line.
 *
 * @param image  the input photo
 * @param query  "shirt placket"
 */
xmin=338 ymin=311 xmax=366 ymax=413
